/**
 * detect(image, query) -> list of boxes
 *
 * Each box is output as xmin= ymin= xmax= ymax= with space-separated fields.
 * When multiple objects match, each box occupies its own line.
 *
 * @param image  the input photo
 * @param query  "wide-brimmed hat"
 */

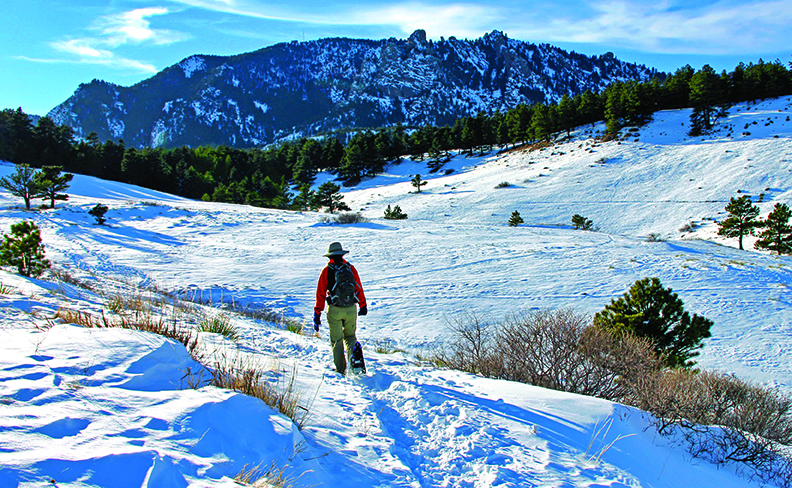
xmin=323 ymin=242 xmax=349 ymax=257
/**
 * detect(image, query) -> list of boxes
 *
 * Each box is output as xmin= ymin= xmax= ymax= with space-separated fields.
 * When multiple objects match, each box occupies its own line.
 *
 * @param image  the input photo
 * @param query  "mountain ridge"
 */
xmin=48 ymin=30 xmax=661 ymax=148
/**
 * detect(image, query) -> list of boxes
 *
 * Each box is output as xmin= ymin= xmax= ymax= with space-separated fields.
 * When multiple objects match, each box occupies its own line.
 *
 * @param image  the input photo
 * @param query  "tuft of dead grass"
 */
xmin=209 ymin=355 xmax=315 ymax=429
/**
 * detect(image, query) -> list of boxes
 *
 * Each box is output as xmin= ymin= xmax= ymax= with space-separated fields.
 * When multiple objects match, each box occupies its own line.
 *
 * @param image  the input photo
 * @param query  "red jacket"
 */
xmin=314 ymin=259 xmax=367 ymax=314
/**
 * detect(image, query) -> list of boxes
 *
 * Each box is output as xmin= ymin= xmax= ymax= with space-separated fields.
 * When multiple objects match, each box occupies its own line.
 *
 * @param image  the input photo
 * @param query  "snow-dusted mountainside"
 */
xmin=48 ymin=30 xmax=659 ymax=148
xmin=2 ymin=97 xmax=791 ymax=487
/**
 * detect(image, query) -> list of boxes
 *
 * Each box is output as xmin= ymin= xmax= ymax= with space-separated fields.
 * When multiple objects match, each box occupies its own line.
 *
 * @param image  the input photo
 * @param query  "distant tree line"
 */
xmin=1 ymin=59 xmax=790 ymax=210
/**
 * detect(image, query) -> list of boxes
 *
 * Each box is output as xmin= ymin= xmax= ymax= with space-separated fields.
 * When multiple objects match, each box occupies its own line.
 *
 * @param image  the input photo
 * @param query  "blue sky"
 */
xmin=2 ymin=0 xmax=790 ymax=116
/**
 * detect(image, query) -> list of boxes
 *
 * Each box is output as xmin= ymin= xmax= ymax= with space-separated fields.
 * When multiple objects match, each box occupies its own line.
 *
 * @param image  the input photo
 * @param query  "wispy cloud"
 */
xmin=169 ymin=0 xmax=791 ymax=56
xmin=40 ymin=7 xmax=188 ymax=73
xmin=504 ymin=0 xmax=792 ymax=55
xmin=169 ymin=0 xmax=501 ymax=35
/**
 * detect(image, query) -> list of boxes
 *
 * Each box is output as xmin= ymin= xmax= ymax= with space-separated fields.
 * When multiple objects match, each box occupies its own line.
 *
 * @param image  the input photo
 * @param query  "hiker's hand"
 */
xmin=313 ymin=313 xmax=321 ymax=331
xmin=358 ymin=306 xmax=367 ymax=316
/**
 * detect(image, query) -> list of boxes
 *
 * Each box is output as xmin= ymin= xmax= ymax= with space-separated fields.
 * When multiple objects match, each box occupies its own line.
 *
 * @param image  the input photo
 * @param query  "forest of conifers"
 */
xmin=0 ymin=60 xmax=790 ymax=210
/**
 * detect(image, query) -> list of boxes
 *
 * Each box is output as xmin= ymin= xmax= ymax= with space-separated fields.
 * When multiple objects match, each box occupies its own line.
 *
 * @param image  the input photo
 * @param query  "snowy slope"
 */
xmin=1 ymin=96 xmax=791 ymax=487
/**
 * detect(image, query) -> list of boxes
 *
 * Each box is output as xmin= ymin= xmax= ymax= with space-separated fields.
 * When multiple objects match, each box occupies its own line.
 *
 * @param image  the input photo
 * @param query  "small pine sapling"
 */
xmin=572 ymin=214 xmax=594 ymax=230
xmin=89 ymin=204 xmax=109 ymax=225
xmin=0 ymin=221 xmax=51 ymax=277
xmin=508 ymin=210 xmax=524 ymax=227
xmin=411 ymin=174 xmax=427 ymax=193
xmin=383 ymin=204 xmax=408 ymax=220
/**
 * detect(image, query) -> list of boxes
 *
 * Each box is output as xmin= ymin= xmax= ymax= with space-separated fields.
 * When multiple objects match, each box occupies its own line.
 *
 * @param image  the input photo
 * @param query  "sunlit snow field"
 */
xmin=1 ymin=96 xmax=791 ymax=487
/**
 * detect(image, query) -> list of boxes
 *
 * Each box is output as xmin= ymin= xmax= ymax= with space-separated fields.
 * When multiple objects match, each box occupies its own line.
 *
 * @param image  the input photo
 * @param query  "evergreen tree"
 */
xmin=604 ymin=82 xmax=627 ymax=135
xmin=89 ymin=204 xmax=109 ymax=225
xmin=557 ymin=95 xmax=579 ymax=137
xmin=530 ymin=103 xmax=553 ymax=142
xmin=383 ymin=204 xmax=408 ymax=220
xmin=314 ymin=182 xmax=349 ymax=213
xmin=508 ymin=210 xmax=524 ymax=227
xmin=689 ymin=64 xmax=727 ymax=135
xmin=411 ymin=174 xmax=427 ymax=193
xmin=34 ymin=166 xmax=74 ymax=208
xmin=0 ymin=221 xmax=51 ymax=277
xmin=577 ymin=90 xmax=603 ymax=127
xmin=571 ymin=214 xmax=593 ymax=230
xmin=593 ymin=277 xmax=713 ymax=368
xmin=661 ymin=65 xmax=695 ymax=109
xmin=293 ymin=139 xmax=321 ymax=186
xmin=0 ymin=163 xmax=43 ymax=209
xmin=755 ymin=203 xmax=792 ymax=255
xmin=717 ymin=196 xmax=761 ymax=250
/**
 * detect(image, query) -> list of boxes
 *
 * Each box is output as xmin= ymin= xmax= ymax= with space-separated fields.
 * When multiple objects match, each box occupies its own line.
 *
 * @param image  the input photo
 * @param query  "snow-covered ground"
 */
xmin=1 ymin=96 xmax=792 ymax=487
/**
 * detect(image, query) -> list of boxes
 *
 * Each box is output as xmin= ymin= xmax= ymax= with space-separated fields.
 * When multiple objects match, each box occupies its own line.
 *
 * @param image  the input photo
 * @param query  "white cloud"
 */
xmin=503 ymin=0 xmax=792 ymax=55
xmin=42 ymin=6 xmax=187 ymax=73
xmin=349 ymin=2 xmax=502 ymax=38
xmin=94 ymin=7 xmax=188 ymax=47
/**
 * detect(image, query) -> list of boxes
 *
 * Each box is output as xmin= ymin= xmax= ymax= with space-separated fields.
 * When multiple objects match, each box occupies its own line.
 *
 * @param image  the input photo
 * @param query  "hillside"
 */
xmin=47 ymin=30 xmax=659 ymax=148
xmin=1 ymin=96 xmax=791 ymax=487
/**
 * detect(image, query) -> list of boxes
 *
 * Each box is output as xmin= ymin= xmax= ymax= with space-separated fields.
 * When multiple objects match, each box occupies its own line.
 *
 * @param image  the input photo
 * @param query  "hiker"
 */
xmin=314 ymin=242 xmax=368 ymax=374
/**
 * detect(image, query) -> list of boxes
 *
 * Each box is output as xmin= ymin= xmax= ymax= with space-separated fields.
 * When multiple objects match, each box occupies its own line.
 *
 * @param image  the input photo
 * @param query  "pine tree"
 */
xmin=689 ymin=65 xmax=727 ymax=135
xmin=411 ymin=174 xmax=427 ymax=193
xmin=755 ymin=203 xmax=792 ymax=255
xmin=0 ymin=163 xmax=43 ymax=210
xmin=89 ymin=204 xmax=109 ymax=225
xmin=717 ymin=195 xmax=761 ymax=250
xmin=508 ymin=210 xmax=524 ymax=227
xmin=0 ymin=221 xmax=51 ymax=277
xmin=383 ymin=204 xmax=408 ymax=220
xmin=593 ymin=277 xmax=713 ymax=368
xmin=34 ymin=166 xmax=74 ymax=208
xmin=572 ymin=214 xmax=593 ymax=230
xmin=313 ymin=182 xmax=349 ymax=214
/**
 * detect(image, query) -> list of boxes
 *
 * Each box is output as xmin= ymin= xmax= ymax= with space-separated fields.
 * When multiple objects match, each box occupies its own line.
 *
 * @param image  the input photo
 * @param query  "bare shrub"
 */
xmin=633 ymin=368 xmax=792 ymax=486
xmin=496 ymin=309 xmax=586 ymax=388
xmin=437 ymin=310 xmax=502 ymax=377
xmin=577 ymin=327 xmax=662 ymax=401
xmin=439 ymin=308 xmax=660 ymax=402
xmin=324 ymin=212 xmax=369 ymax=225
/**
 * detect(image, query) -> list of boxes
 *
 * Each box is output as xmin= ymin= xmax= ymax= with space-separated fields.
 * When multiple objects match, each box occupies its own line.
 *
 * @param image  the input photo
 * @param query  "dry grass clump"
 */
xmin=197 ymin=312 xmax=241 ymax=342
xmin=210 ymin=356 xmax=313 ymax=429
xmin=234 ymin=459 xmax=306 ymax=488
xmin=54 ymin=307 xmax=199 ymax=356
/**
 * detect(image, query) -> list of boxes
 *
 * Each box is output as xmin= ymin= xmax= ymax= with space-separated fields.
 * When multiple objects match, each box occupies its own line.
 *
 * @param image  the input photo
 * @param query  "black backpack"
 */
xmin=328 ymin=262 xmax=358 ymax=307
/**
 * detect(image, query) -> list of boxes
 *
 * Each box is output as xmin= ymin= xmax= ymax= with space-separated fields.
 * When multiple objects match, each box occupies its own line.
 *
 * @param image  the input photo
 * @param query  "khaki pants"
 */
xmin=327 ymin=304 xmax=357 ymax=374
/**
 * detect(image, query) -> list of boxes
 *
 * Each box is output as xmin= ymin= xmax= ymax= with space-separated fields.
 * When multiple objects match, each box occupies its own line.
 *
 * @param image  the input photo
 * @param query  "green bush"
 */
xmin=89 ymin=204 xmax=109 ymax=225
xmin=593 ymin=277 xmax=713 ymax=368
xmin=508 ymin=210 xmax=524 ymax=227
xmin=384 ymin=204 xmax=408 ymax=220
xmin=572 ymin=214 xmax=594 ymax=230
xmin=0 ymin=221 xmax=51 ymax=277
